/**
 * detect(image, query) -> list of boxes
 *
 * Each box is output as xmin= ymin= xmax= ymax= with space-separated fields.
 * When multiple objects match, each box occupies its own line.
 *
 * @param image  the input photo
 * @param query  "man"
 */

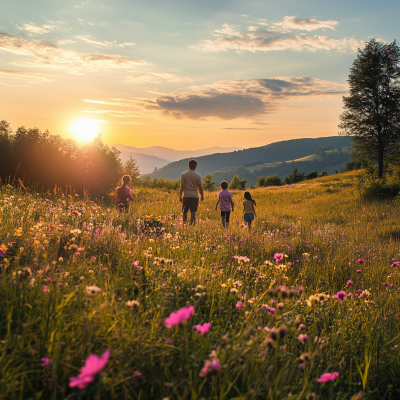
xmin=180 ymin=159 xmax=204 ymax=225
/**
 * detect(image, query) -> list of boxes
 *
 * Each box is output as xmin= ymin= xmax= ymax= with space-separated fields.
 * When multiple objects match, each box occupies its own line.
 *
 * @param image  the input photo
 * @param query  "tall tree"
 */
xmin=202 ymin=174 xmax=217 ymax=191
xmin=339 ymin=39 xmax=400 ymax=178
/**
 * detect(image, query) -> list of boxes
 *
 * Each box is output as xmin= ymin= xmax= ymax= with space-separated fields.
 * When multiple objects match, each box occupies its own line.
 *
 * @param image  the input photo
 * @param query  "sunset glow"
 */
xmin=71 ymin=119 xmax=99 ymax=142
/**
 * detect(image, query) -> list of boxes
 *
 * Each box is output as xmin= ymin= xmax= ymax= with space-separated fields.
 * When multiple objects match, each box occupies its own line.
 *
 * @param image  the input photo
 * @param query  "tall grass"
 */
xmin=1 ymin=171 xmax=399 ymax=399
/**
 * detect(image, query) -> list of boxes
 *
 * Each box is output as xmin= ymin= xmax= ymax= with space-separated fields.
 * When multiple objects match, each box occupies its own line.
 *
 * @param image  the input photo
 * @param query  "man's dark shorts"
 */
xmin=182 ymin=197 xmax=199 ymax=213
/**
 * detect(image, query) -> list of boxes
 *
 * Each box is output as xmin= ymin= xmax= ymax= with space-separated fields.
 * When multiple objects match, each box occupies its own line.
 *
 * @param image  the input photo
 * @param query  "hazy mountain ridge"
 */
xmin=150 ymin=136 xmax=353 ymax=180
xmin=113 ymin=144 xmax=243 ymax=174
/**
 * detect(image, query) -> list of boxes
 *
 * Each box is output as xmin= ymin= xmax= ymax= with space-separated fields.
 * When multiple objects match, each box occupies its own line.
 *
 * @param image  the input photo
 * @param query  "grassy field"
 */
xmin=1 ymin=171 xmax=400 ymax=400
xmin=246 ymin=147 xmax=352 ymax=172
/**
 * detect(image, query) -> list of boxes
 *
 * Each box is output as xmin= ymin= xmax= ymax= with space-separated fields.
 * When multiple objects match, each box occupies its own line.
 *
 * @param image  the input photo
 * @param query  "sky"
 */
xmin=0 ymin=0 xmax=398 ymax=150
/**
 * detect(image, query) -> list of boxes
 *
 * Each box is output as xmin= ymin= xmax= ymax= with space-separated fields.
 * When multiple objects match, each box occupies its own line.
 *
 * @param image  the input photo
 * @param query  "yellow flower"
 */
xmin=149 ymin=239 xmax=155 ymax=243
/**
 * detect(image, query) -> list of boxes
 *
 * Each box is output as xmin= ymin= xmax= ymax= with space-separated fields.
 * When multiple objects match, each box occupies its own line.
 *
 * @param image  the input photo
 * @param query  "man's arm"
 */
xmin=179 ymin=179 xmax=184 ymax=202
xmin=198 ymin=183 xmax=204 ymax=201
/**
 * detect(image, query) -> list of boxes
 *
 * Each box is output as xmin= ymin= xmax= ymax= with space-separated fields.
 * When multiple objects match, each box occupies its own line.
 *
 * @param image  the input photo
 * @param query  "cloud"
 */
xmin=191 ymin=23 xmax=363 ymax=54
xmin=123 ymin=72 xmax=194 ymax=84
xmin=17 ymin=23 xmax=54 ymax=35
xmin=83 ymin=76 xmax=347 ymax=122
xmin=76 ymin=35 xmax=136 ymax=48
xmin=0 ymin=33 xmax=148 ymax=74
xmin=0 ymin=69 xmax=53 ymax=86
xmin=57 ymin=39 xmax=77 ymax=45
xmin=274 ymin=16 xmax=339 ymax=31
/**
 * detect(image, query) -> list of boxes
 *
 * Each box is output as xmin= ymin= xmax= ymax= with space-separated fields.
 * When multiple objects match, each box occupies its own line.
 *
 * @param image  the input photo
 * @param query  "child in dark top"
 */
xmin=215 ymin=181 xmax=234 ymax=228
xmin=242 ymin=191 xmax=256 ymax=231
xmin=116 ymin=175 xmax=133 ymax=213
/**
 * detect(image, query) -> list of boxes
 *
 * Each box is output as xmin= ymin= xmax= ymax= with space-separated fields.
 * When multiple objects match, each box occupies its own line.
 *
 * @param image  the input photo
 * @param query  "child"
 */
xmin=215 ymin=181 xmax=234 ymax=228
xmin=116 ymin=175 xmax=133 ymax=213
xmin=242 ymin=191 xmax=256 ymax=230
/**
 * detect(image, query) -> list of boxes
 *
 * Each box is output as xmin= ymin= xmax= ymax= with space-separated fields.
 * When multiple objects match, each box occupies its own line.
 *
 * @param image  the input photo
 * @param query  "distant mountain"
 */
xmin=113 ymin=144 xmax=242 ymax=163
xmin=151 ymin=136 xmax=353 ymax=181
xmin=117 ymin=151 xmax=169 ymax=175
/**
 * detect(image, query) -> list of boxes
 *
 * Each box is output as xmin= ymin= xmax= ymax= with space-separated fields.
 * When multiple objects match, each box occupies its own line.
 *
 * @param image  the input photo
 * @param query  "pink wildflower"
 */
xmin=133 ymin=261 xmax=143 ymax=270
xmin=193 ymin=322 xmax=211 ymax=335
xmin=274 ymin=253 xmax=284 ymax=264
xmin=43 ymin=286 xmax=48 ymax=293
xmin=348 ymin=293 xmax=354 ymax=299
xmin=356 ymin=270 xmax=362 ymax=274
xmin=382 ymin=282 xmax=386 ymax=286
xmin=134 ymin=370 xmax=141 ymax=377
xmin=357 ymin=259 xmax=364 ymax=264
xmin=332 ymin=291 xmax=346 ymax=301
xmin=165 ymin=338 xmax=173 ymax=344
xmin=69 ymin=348 xmax=111 ymax=389
xmin=278 ymin=303 xmax=284 ymax=311
xmin=317 ymin=372 xmax=339 ymax=383
xmin=346 ymin=280 xmax=353 ymax=287
xmin=199 ymin=358 xmax=221 ymax=377
xmin=263 ymin=306 xmax=276 ymax=314
xmin=298 ymin=334 xmax=309 ymax=344
xmin=165 ymin=306 xmax=195 ymax=328
xmin=389 ymin=284 xmax=394 ymax=288
xmin=236 ymin=301 xmax=243 ymax=308
xmin=41 ymin=358 xmax=52 ymax=368
xmin=390 ymin=262 xmax=400 ymax=268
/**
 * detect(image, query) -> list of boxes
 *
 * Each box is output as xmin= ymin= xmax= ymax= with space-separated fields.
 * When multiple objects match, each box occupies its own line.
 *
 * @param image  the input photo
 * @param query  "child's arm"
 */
xmin=215 ymin=197 xmax=220 ymax=211
xmin=252 ymin=203 xmax=257 ymax=217
xmin=229 ymin=197 xmax=235 ymax=212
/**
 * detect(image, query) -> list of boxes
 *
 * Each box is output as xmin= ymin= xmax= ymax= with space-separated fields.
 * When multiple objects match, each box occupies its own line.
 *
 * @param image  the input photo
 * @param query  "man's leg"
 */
xmin=183 ymin=211 xmax=188 ymax=223
xmin=182 ymin=198 xmax=189 ymax=224
xmin=190 ymin=211 xmax=196 ymax=225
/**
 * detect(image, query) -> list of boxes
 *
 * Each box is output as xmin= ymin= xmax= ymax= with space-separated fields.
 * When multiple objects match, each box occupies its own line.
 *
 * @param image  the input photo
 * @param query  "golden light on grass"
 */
xmin=71 ymin=118 xmax=99 ymax=142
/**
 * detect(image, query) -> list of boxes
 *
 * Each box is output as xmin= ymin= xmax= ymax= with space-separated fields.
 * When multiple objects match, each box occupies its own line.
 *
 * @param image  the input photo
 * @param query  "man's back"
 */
xmin=181 ymin=170 xmax=202 ymax=198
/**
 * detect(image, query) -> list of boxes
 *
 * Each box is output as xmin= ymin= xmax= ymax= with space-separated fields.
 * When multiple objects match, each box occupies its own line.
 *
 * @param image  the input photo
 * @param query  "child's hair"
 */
xmin=244 ymin=191 xmax=256 ymax=205
xmin=117 ymin=175 xmax=131 ymax=200
xmin=220 ymin=181 xmax=228 ymax=190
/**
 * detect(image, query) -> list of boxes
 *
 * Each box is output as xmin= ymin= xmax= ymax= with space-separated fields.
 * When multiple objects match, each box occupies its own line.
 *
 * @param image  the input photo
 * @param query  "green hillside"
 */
xmin=151 ymin=136 xmax=353 ymax=180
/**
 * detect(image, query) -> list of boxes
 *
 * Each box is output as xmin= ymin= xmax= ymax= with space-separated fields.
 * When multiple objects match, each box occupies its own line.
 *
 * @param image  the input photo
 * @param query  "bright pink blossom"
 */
xmin=347 ymin=280 xmax=353 ymax=287
xmin=317 ymin=372 xmax=339 ymax=383
xmin=69 ymin=348 xmax=111 ymax=389
xmin=356 ymin=270 xmax=362 ymax=274
xmin=278 ymin=303 xmax=284 ymax=311
xmin=199 ymin=358 xmax=221 ymax=377
xmin=236 ymin=301 xmax=243 ymax=308
xmin=357 ymin=259 xmax=364 ymax=264
xmin=332 ymin=291 xmax=346 ymax=301
xmin=298 ymin=334 xmax=309 ymax=344
xmin=263 ymin=306 xmax=276 ymax=314
xmin=133 ymin=261 xmax=143 ymax=270
xmin=193 ymin=322 xmax=211 ymax=335
xmin=165 ymin=306 xmax=195 ymax=328
xmin=274 ymin=253 xmax=284 ymax=264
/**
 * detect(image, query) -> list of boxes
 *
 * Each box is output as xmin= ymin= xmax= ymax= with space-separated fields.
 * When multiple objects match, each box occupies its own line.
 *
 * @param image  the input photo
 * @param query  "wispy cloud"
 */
xmin=0 ymin=33 xmax=148 ymax=74
xmin=0 ymin=69 xmax=53 ymax=87
xmin=83 ymin=76 xmax=347 ymax=122
xmin=76 ymin=35 xmax=136 ymax=48
xmin=191 ymin=23 xmax=363 ymax=54
xmin=274 ymin=16 xmax=339 ymax=31
xmin=17 ymin=22 xmax=55 ymax=35
xmin=123 ymin=72 xmax=194 ymax=84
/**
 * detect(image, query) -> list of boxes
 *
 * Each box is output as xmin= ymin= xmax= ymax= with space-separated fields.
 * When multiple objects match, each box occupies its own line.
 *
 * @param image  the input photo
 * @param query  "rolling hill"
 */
xmin=151 ymin=136 xmax=353 ymax=180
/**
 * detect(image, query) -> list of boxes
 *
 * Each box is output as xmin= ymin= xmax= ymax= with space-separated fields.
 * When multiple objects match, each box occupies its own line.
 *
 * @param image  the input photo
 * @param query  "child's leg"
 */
xmin=221 ymin=211 xmax=226 ymax=228
xmin=225 ymin=211 xmax=230 ymax=228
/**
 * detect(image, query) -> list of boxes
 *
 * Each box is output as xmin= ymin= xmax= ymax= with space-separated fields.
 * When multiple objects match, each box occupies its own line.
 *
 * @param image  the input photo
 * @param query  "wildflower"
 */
xmin=86 ymin=286 xmax=101 ymax=295
xmin=300 ymin=353 xmax=311 ymax=362
xmin=263 ymin=306 xmax=276 ymax=315
xmin=236 ymin=301 xmax=243 ymax=308
xmin=332 ymin=291 xmax=346 ymax=301
xmin=193 ymin=322 xmax=211 ymax=335
xmin=356 ymin=270 xmax=362 ymax=274
xmin=298 ymin=334 xmax=309 ymax=344
xmin=299 ymin=364 xmax=306 ymax=371
xmin=347 ymin=280 xmax=353 ymax=287
xmin=230 ymin=288 xmax=238 ymax=293
xmin=43 ymin=286 xmax=48 ymax=293
xmin=298 ymin=324 xmax=306 ymax=332
xmin=134 ymin=370 xmax=141 ymax=377
xmin=126 ymin=300 xmax=140 ymax=309
xmin=357 ymin=259 xmax=364 ymax=264
xmin=69 ymin=348 xmax=111 ymax=389
xmin=41 ymin=358 xmax=52 ymax=368
xmin=294 ymin=285 xmax=304 ymax=295
xmin=278 ymin=303 xmax=284 ymax=311
xmin=274 ymin=253 xmax=284 ymax=264
xmin=59 ymin=257 xmax=63 ymax=262
xmin=165 ymin=306 xmax=195 ymax=328
xmin=133 ymin=261 xmax=143 ymax=270
xmin=390 ymin=262 xmax=400 ymax=268
xmin=199 ymin=358 xmax=221 ymax=377
xmin=166 ymin=338 xmax=173 ymax=344
xmin=0 ymin=244 xmax=7 ymax=257
xmin=317 ymin=372 xmax=339 ymax=383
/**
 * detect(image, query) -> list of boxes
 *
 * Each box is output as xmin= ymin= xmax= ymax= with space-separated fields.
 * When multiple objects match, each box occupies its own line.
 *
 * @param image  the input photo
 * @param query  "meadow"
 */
xmin=1 ymin=171 xmax=400 ymax=400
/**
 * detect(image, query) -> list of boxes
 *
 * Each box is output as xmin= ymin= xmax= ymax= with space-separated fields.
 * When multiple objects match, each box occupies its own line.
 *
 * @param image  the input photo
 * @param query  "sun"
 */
xmin=71 ymin=119 xmax=99 ymax=142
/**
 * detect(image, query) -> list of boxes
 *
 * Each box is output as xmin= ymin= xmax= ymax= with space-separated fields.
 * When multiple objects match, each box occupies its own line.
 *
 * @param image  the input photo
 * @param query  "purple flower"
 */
xmin=317 ymin=372 xmax=339 ymax=383
xmin=278 ymin=303 xmax=284 ymax=312
xmin=356 ymin=270 xmax=362 ymax=274
xmin=199 ymin=358 xmax=221 ymax=377
xmin=263 ymin=306 xmax=276 ymax=315
xmin=347 ymin=280 xmax=353 ymax=287
xmin=165 ymin=338 xmax=173 ymax=344
xmin=298 ymin=364 xmax=306 ymax=371
xmin=332 ymin=291 xmax=346 ymax=301
xmin=41 ymin=358 xmax=52 ymax=368
xmin=236 ymin=301 xmax=243 ymax=308
xmin=357 ymin=259 xmax=364 ymax=264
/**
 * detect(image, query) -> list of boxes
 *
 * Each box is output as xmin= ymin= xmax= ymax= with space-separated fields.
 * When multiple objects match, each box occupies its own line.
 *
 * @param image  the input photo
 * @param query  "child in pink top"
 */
xmin=116 ymin=175 xmax=133 ymax=213
xmin=215 ymin=181 xmax=234 ymax=228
